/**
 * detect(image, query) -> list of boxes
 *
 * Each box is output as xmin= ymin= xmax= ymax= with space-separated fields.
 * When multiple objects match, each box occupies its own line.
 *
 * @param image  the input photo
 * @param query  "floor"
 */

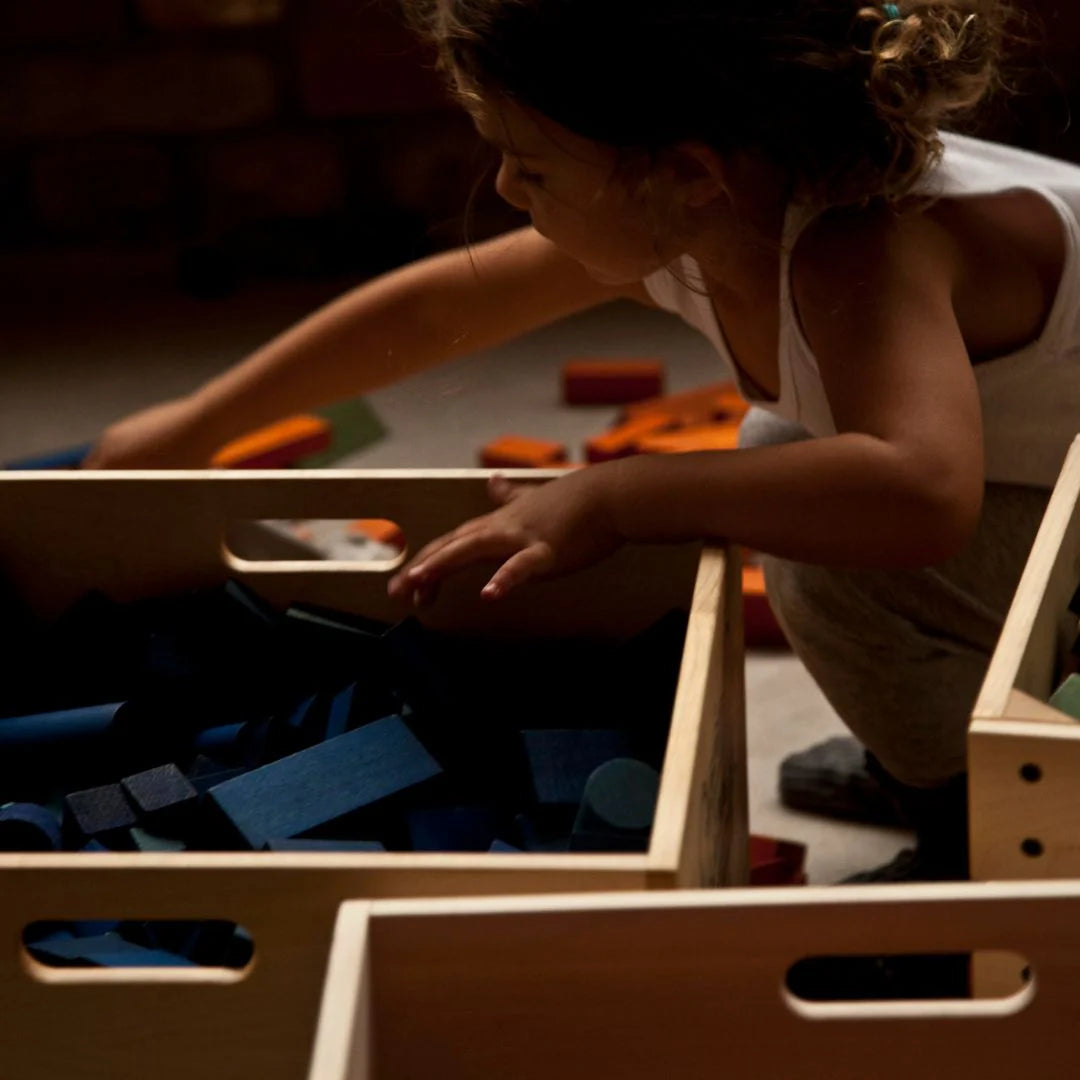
xmin=0 ymin=262 xmax=913 ymax=882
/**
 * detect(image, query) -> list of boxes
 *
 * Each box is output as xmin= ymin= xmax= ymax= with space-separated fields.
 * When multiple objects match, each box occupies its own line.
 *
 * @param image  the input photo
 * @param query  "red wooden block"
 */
xmin=562 ymin=359 xmax=665 ymax=406
xmin=750 ymin=834 xmax=808 ymax=886
xmin=480 ymin=436 xmax=569 ymax=469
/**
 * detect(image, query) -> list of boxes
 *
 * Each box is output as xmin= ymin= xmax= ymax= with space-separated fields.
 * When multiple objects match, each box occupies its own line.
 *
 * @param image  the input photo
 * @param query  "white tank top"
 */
xmin=643 ymin=132 xmax=1080 ymax=488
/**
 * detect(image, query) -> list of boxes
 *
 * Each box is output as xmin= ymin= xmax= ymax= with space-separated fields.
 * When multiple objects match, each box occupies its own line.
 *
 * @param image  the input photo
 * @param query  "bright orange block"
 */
xmin=479 ymin=436 xmax=569 ymax=469
xmin=212 ymin=415 xmax=332 ymax=469
xmin=584 ymin=414 xmax=676 ymax=463
xmin=634 ymin=421 xmax=741 ymax=455
xmin=622 ymin=381 xmax=748 ymax=425
xmin=348 ymin=519 xmax=405 ymax=549
xmin=562 ymin=358 xmax=665 ymax=405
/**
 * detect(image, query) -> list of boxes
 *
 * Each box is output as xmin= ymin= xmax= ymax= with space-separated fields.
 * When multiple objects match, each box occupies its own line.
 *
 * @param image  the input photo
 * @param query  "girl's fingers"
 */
xmin=406 ymin=531 xmax=524 ymax=588
xmin=481 ymin=543 xmax=554 ymax=601
xmin=387 ymin=519 xmax=489 ymax=597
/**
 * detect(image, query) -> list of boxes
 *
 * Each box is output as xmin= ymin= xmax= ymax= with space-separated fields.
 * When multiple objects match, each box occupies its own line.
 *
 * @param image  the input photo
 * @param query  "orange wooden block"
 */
xmin=622 ymin=381 xmax=748 ymax=426
xmin=348 ymin=519 xmax=405 ymax=549
xmin=562 ymin=358 xmax=665 ymax=406
xmin=634 ymin=421 xmax=741 ymax=455
xmin=212 ymin=415 xmax=332 ymax=469
xmin=584 ymin=414 xmax=676 ymax=464
xmin=479 ymin=436 xmax=569 ymax=469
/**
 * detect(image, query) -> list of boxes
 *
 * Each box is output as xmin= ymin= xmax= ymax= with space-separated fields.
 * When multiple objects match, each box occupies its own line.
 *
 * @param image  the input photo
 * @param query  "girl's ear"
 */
xmin=663 ymin=141 xmax=729 ymax=210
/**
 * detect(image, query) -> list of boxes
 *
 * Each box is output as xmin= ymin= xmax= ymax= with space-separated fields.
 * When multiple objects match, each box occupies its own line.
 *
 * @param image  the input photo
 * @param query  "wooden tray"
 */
xmin=0 ymin=468 xmax=747 ymax=1080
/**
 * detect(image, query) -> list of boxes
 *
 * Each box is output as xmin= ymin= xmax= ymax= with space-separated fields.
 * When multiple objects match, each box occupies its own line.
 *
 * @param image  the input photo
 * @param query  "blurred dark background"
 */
xmin=0 ymin=0 xmax=1077 ymax=295
xmin=0 ymin=0 xmax=525 ymax=298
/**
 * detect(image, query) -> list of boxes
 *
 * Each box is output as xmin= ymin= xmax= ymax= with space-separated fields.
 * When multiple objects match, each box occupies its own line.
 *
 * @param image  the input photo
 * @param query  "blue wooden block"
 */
xmin=121 ymin=763 xmax=198 ymax=834
xmin=129 ymin=827 xmax=187 ymax=852
xmin=0 ymin=802 xmax=62 ymax=851
xmin=62 ymin=784 xmax=138 ymax=850
xmin=118 ymin=920 xmax=237 ymax=965
xmin=28 ymin=931 xmax=198 ymax=968
xmin=192 ymin=722 xmax=246 ymax=760
xmin=570 ymin=758 xmax=660 ymax=853
xmin=521 ymin=729 xmax=630 ymax=807
xmin=325 ymin=683 xmax=356 ymax=740
xmin=406 ymin=806 xmax=499 ymax=852
xmin=204 ymin=714 xmax=442 ymax=850
xmin=5 ymin=443 xmax=93 ymax=470
xmin=186 ymin=755 xmax=246 ymax=795
xmin=488 ymin=839 xmax=521 ymax=853
xmin=263 ymin=838 xmax=386 ymax=852
xmin=513 ymin=813 xmax=571 ymax=853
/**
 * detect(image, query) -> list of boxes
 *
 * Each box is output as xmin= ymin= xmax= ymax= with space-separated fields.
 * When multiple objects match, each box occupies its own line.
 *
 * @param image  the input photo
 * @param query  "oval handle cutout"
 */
xmin=224 ymin=519 xmax=406 ymax=570
xmin=23 ymin=919 xmax=254 ymax=974
xmin=784 ymin=950 xmax=1033 ymax=1018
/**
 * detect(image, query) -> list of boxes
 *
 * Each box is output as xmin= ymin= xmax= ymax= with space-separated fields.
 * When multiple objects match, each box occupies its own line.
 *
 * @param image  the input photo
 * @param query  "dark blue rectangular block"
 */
xmin=488 ymin=839 xmax=522 ymax=853
xmin=407 ymin=806 xmax=499 ymax=852
xmin=205 ymin=715 xmax=442 ymax=850
xmin=62 ymin=783 xmax=138 ymax=850
xmin=263 ymin=838 xmax=386 ymax=852
xmin=27 ymin=931 xmax=198 ymax=968
xmin=5 ymin=443 xmax=92 ymax=470
xmin=521 ymin=730 xmax=630 ymax=807
xmin=121 ymin=763 xmax=198 ymax=834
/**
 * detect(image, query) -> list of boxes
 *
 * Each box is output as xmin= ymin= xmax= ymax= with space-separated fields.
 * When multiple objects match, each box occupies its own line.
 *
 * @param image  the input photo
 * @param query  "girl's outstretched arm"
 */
xmin=389 ymin=207 xmax=982 ymax=603
xmin=84 ymin=227 xmax=645 ymax=468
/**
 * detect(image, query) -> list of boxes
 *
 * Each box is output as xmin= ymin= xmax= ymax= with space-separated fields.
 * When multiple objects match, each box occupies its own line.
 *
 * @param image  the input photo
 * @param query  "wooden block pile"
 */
xmin=2 ymin=580 xmax=688 ymax=966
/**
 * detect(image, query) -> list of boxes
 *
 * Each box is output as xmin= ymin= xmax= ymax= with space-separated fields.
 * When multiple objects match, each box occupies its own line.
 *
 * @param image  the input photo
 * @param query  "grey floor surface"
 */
xmin=1 ymin=264 xmax=913 ymax=882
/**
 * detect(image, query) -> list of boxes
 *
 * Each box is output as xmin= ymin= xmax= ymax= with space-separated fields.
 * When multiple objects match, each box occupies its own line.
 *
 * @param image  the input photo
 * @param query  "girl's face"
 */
xmin=470 ymin=95 xmax=681 ymax=284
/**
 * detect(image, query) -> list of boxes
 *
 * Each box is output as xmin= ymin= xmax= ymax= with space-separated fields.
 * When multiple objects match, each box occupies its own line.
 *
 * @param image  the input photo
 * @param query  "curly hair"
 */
xmin=402 ymin=0 xmax=1029 ymax=209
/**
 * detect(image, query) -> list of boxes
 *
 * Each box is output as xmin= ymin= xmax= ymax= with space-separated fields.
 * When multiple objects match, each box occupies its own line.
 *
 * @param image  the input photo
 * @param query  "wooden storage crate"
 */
xmin=309 ymin=881 xmax=1080 ymax=1080
xmin=0 ymin=468 xmax=747 ymax=1080
xmin=969 ymin=436 xmax=1080 ymax=884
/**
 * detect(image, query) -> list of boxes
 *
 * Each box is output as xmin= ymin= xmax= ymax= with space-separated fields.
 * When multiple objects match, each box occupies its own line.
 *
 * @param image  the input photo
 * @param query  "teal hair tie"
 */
xmin=883 ymin=2 xmax=901 ymax=18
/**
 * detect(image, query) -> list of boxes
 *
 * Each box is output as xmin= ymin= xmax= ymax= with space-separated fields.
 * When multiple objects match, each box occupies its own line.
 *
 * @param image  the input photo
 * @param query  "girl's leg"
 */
xmin=739 ymin=407 xmax=1052 ymax=876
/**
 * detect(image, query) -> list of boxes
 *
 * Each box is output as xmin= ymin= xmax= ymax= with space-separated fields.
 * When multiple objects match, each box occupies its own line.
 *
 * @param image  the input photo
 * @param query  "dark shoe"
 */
xmin=840 ymin=844 xmax=967 ymax=884
xmin=779 ymin=736 xmax=908 ymax=827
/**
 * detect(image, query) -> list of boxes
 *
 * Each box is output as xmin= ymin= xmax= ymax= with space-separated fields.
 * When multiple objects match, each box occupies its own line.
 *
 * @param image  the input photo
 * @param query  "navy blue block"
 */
xmin=263 ymin=838 xmax=386 ymax=852
xmin=186 ymin=755 xmax=247 ymax=795
xmin=118 ymin=920 xmax=237 ymax=965
xmin=205 ymin=714 xmax=442 ymax=850
xmin=0 ymin=802 xmax=62 ymax=851
xmin=5 ymin=443 xmax=92 ymax=470
xmin=406 ymin=806 xmax=499 ymax=852
xmin=62 ymin=784 xmax=138 ymax=850
xmin=193 ymin=722 xmax=246 ymax=760
xmin=325 ymin=684 xmax=356 ymax=740
xmin=129 ymin=827 xmax=187 ymax=852
xmin=522 ymin=729 xmax=630 ymax=806
xmin=488 ymin=839 xmax=521 ymax=853
xmin=570 ymin=758 xmax=660 ymax=853
xmin=121 ymin=764 xmax=198 ymax=834
xmin=28 ymin=931 xmax=198 ymax=968
xmin=0 ymin=702 xmax=123 ymax=750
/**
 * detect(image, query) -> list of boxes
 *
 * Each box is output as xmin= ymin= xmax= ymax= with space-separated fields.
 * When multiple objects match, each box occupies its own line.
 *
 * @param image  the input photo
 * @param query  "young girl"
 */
xmin=84 ymin=0 xmax=1080 ymax=881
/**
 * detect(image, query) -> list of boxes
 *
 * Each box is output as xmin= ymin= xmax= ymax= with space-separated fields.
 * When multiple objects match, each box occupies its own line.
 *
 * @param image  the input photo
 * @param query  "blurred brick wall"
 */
xmin=1 ymin=1 xmax=1078 ymax=296
xmin=0 ymin=0 xmax=523 ymax=295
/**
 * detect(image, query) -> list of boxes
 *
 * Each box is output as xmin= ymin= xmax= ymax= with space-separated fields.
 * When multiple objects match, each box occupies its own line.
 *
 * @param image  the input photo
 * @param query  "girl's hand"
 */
xmin=82 ymin=397 xmax=219 ymax=469
xmin=387 ymin=470 xmax=623 ymax=605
